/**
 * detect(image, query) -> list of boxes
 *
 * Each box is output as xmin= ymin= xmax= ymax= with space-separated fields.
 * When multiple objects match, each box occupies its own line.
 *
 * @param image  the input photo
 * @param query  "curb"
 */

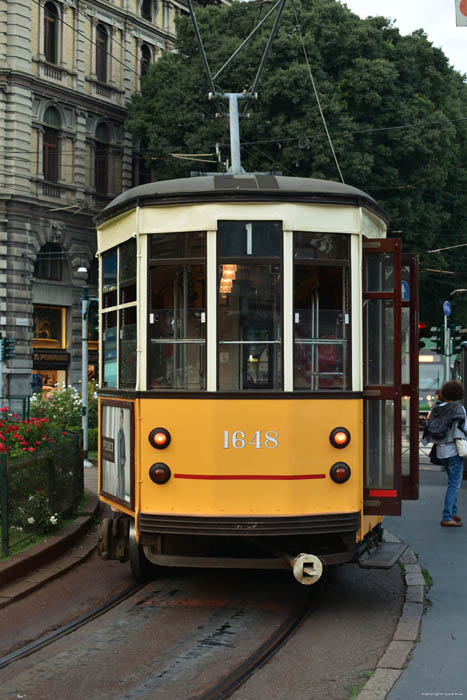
xmin=0 ymin=489 xmax=99 ymax=606
xmin=357 ymin=533 xmax=426 ymax=699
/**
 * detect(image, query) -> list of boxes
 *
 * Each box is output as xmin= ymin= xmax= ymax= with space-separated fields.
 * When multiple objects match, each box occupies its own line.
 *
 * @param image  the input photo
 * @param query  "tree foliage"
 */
xmin=126 ymin=0 xmax=467 ymax=326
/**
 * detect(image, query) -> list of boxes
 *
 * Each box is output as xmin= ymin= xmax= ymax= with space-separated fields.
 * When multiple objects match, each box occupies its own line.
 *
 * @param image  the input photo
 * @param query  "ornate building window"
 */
xmin=96 ymin=23 xmax=108 ymax=83
xmin=34 ymin=242 xmax=63 ymax=281
xmin=44 ymin=2 xmax=59 ymax=64
xmin=140 ymin=44 xmax=151 ymax=80
xmin=141 ymin=0 xmax=153 ymax=21
xmin=43 ymin=106 xmax=61 ymax=182
xmin=95 ymin=123 xmax=110 ymax=194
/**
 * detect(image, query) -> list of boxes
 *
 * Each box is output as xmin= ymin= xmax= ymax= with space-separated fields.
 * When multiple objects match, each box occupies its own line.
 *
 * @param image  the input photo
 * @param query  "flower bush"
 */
xmin=0 ymin=408 xmax=61 ymax=456
xmin=14 ymin=488 xmax=62 ymax=534
xmin=30 ymin=382 xmax=98 ymax=431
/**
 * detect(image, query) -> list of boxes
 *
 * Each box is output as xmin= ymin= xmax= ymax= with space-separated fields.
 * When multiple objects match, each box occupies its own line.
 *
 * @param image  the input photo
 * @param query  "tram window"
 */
xmin=119 ymin=239 xmax=136 ymax=304
xmin=363 ymin=299 xmax=394 ymax=386
xmin=293 ymin=233 xmax=350 ymax=391
xmin=218 ymin=221 xmax=281 ymax=258
xmin=102 ymin=249 xmax=117 ymax=308
xmin=294 ymin=232 xmax=349 ymax=260
xmin=102 ymin=310 xmax=117 ymax=387
xmin=150 ymin=232 xmax=206 ymax=259
xmin=149 ymin=260 xmax=206 ymax=389
xmin=365 ymin=253 xmax=394 ymax=292
xmin=119 ymin=306 xmax=137 ymax=388
xmin=218 ymin=221 xmax=282 ymax=391
xmin=365 ymin=399 xmax=395 ymax=488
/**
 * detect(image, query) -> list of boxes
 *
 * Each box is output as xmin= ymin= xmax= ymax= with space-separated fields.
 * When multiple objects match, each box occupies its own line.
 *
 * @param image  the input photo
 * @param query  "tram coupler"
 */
xmin=249 ymin=539 xmax=323 ymax=585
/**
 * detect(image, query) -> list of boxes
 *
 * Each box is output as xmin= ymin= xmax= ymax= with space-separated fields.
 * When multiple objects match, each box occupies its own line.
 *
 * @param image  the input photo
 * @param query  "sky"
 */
xmin=340 ymin=1 xmax=467 ymax=74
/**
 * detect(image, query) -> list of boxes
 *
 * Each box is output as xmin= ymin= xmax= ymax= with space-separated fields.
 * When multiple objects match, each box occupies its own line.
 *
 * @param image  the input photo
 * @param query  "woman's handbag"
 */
xmin=456 ymin=438 xmax=467 ymax=458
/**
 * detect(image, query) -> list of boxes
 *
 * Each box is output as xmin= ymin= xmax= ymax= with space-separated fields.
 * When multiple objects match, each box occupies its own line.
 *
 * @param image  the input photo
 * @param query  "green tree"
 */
xmin=126 ymin=0 xmax=467 ymax=327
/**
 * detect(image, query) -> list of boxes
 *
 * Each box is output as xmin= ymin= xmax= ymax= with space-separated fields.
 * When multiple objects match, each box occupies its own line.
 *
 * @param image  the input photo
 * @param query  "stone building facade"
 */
xmin=0 ymin=0 xmax=190 ymax=398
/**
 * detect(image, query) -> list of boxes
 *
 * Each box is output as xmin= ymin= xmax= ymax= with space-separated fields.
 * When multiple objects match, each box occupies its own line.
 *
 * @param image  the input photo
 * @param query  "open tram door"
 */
xmin=363 ymin=239 xmax=419 ymax=518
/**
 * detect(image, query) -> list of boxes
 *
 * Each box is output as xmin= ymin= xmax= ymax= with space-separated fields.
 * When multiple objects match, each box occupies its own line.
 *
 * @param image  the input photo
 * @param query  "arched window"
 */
xmin=44 ymin=2 xmax=59 ymax=64
xmin=33 ymin=242 xmax=63 ymax=281
xmin=43 ymin=106 xmax=61 ymax=182
xmin=96 ymin=24 xmax=108 ymax=83
xmin=140 ymin=44 xmax=151 ymax=80
xmin=141 ymin=0 xmax=152 ymax=21
xmin=95 ymin=123 xmax=109 ymax=194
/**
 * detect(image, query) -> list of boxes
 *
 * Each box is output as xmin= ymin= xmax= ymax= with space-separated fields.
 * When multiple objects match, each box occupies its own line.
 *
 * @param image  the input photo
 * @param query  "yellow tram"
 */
xmin=96 ymin=173 xmax=419 ymax=584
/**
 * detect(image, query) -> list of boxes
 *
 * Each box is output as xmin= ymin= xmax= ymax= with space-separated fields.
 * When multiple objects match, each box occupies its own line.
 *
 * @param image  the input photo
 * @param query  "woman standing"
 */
xmin=423 ymin=380 xmax=466 ymax=527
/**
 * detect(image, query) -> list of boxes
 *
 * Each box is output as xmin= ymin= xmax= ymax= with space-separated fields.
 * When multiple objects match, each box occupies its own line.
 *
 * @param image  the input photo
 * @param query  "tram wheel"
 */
xmin=129 ymin=521 xmax=158 ymax=582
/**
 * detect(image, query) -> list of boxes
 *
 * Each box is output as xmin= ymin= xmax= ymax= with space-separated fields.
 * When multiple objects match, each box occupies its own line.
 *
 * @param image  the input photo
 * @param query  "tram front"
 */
xmin=96 ymin=174 xmax=419 ymax=583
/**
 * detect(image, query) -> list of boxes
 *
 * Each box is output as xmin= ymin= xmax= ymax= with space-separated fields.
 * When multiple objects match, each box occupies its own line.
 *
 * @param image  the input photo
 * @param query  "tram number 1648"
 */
xmin=223 ymin=430 xmax=279 ymax=449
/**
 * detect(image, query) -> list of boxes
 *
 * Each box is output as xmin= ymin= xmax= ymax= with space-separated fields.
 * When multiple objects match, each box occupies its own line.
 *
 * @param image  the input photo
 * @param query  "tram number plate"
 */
xmin=223 ymin=430 xmax=278 ymax=449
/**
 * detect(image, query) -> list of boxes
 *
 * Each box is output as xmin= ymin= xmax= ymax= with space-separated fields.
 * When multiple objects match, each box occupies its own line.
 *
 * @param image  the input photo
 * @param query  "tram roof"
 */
xmin=98 ymin=174 xmax=388 ymax=225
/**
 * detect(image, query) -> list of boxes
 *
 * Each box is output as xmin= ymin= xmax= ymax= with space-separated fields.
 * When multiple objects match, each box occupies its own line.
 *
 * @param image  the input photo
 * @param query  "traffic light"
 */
xmin=2 ymin=338 xmax=15 ymax=359
xmin=419 ymin=322 xmax=428 ymax=350
xmin=430 ymin=326 xmax=444 ymax=354
xmin=451 ymin=325 xmax=465 ymax=354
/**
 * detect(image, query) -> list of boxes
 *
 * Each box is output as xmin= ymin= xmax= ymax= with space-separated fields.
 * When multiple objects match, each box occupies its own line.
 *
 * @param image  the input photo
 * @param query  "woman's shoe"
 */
xmin=453 ymin=516 xmax=462 ymax=523
xmin=440 ymin=519 xmax=463 ymax=527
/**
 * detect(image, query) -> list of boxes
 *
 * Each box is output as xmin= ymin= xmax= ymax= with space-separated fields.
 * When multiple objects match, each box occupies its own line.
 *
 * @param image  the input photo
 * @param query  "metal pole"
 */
xmin=444 ymin=314 xmax=450 ymax=381
xmin=82 ymin=287 xmax=92 ymax=468
xmin=1 ymin=453 xmax=8 ymax=557
xmin=0 ymin=334 xmax=3 ymax=405
xmin=228 ymin=93 xmax=242 ymax=174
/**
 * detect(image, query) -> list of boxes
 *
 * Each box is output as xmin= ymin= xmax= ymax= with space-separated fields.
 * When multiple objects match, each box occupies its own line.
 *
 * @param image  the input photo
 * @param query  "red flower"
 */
xmin=62 ymin=431 xmax=67 ymax=436
xmin=28 ymin=447 xmax=35 ymax=452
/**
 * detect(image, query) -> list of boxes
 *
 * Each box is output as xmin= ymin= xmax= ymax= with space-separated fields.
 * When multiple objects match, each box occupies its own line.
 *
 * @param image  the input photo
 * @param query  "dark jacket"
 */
xmin=423 ymin=402 xmax=466 ymax=444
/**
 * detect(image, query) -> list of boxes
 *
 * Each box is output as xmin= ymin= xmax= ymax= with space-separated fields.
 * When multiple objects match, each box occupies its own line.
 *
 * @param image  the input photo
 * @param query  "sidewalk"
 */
xmin=385 ymin=458 xmax=467 ymax=699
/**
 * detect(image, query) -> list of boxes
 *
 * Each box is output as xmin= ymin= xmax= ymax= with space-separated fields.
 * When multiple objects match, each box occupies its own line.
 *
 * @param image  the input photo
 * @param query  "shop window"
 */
xmin=33 ymin=305 xmax=66 ymax=349
xmin=44 ymin=2 xmax=59 ymax=64
xmin=34 ymin=242 xmax=63 ymax=281
xmin=96 ymin=23 xmax=108 ymax=83
xmin=43 ymin=106 xmax=61 ymax=183
xmin=95 ymin=122 xmax=109 ymax=194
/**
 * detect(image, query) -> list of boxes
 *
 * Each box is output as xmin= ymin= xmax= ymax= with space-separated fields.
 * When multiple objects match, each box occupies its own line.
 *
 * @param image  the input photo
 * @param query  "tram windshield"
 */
xmin=218 ymin=221 xmax=282 ymax=391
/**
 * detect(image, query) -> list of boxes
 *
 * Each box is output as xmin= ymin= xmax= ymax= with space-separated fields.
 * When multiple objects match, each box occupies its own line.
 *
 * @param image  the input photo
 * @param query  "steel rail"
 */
xmin=0 ymin=582 xmax=145 ymax=670
xmin=198 ymin=572 xmax=326 ymax=700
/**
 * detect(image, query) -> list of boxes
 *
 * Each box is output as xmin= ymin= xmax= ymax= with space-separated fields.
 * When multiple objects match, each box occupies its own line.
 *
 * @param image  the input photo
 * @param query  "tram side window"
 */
xmin=293 ymin=233 xmax=350 ymax=390
xmin=218 ymin=221 xmax=282 ymax=391
xmin=101 ymin=240 xmax=138 ymax=389
xmin=149 ymin=233 xmax=206 ymax=390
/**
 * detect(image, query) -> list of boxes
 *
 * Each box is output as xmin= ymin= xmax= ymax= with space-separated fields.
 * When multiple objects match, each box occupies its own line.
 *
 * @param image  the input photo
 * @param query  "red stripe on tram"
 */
xmin=369 ymin=489 xmax=398 ymax=498
xmin=174 ymin=473 xmax=326 ymax=481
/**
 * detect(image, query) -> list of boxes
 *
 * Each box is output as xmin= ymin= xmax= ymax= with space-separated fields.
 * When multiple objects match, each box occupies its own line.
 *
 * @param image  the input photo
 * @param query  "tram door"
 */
xmin=362 ymin=240 xmax=419 ymax=516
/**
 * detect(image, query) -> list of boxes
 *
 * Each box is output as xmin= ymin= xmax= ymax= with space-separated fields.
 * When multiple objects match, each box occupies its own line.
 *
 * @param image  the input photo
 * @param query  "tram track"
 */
xmin=198 ymin=573 xmax=326 ymax=700
xmin=0 ymin=571 xmax=325 ymax=698
xmin=0 ymin=581 xmax=144 ymax=671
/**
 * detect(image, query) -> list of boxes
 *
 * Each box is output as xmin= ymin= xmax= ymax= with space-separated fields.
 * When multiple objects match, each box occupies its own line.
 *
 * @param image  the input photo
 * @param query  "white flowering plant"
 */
xmin=14 ymin=488 xmax=62 ymax=534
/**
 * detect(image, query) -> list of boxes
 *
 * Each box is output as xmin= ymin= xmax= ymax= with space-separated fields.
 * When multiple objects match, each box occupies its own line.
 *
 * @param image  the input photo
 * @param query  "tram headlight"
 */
xmin=149 ymin=427 xmax=171 ymax=449
xmin=329 ymin=427 xmax=351 ymax=449
xmin=149 ymin=462 xmax=171 ymax=484
xmin=330 ymin=462 xmax=351 ymax=484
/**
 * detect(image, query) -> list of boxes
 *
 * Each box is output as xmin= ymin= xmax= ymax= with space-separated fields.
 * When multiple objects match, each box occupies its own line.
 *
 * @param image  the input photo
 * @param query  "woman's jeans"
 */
xmin=440 ymin=454 xmax=464 ymax=521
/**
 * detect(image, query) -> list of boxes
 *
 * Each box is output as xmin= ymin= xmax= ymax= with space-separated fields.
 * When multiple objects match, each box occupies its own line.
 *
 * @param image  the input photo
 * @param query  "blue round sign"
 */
xmin=443 ymin=300 xmax=451 ymax=317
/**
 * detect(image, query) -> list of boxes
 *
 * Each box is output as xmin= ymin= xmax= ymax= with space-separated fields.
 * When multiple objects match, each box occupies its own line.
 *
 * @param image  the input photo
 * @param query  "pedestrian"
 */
xmin=423 ymin=380 xmax=466 ymax=527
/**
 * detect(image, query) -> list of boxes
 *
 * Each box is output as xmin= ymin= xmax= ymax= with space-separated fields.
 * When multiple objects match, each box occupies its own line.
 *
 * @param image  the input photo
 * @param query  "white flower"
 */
xmin=28 ymin=495 xmax=34 ymax=501
xmin=27 ymin=517 xmax=35 ymax=524
xmin=49 ymin=515 xmax=58 ymax=525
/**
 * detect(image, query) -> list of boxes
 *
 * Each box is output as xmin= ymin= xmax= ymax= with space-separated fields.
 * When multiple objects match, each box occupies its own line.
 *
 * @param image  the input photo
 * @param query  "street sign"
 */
xmin=455 ymin=0 xmax=467 ymax=26
xmin=443 ymin=300 xmax=452 ymax=316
